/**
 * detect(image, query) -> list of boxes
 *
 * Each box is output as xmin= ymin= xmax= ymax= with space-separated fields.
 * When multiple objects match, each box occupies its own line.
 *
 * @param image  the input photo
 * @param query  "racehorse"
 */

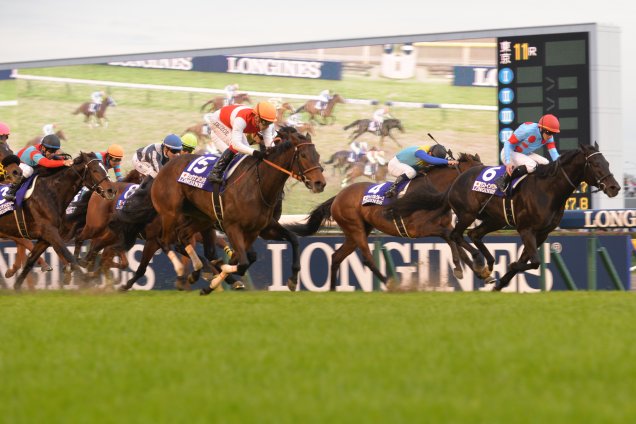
xmin=150 ymin=127 xmax=326 ymax=293
xmin=0 ymin=152 xmax=116 ymax=290
xmin=294 ymin=94 xmax=345 ymax=125
xmin=26 ymin=129 xmax=68 ymax=147
xmin=199 ymin=93 xmax=252 ymax=113
xmin=276 ymin=102 xmax=295 ymax=126
xmin=182 ymin=122 xmax=210 ymax=145
xmin=421 ymin=143 xmax=620 ymax=291
xmin=286 ymin=153 xmax=487 ymax=291
xmin=340 ymin=159 xmax=388 ymax=187
xmin=73 ymin=96 xmax=117 ymax=127
xmin=324 ymin=150 xmax=350 ymax=175
xmin=344 ymin=118 xmax=405 ymax=147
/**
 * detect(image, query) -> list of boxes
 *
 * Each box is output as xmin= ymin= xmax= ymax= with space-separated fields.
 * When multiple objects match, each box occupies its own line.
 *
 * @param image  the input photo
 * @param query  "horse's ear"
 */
xmin=475 ymin=153 xmax=481 ymax=162
xmin=305 ymin=133 xmax=312 ymax=142
xmin=593 ymin=141 xmax=599 ymax=150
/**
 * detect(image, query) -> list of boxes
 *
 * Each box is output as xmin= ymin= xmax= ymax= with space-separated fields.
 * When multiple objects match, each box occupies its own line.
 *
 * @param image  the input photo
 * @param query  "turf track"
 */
xmin=1 ymin=291 xmax=635 ymax=423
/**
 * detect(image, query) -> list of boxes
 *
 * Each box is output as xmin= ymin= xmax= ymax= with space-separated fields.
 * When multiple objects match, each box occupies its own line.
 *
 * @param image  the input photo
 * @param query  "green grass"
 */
xmin=1 ymin=291 xmax=635 ymax=423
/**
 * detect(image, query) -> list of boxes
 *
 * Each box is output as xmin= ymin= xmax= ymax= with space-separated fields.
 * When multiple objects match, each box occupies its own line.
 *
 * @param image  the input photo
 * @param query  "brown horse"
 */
xmin=182 ymin=122 xmax=210 ymax=145
xmin=324 ymin=150 xmax=350 ymax=176
xmin=341 ymin=160 xmax=388 ymax=187
xmin=0 ymin=152 xmax=116 ymax=290
xmin=294 ymin=94 xmax=345 ymax=125
xmin=73 ymin=96 xmax=117 ymax=127
xmin=199 ymin=93 xmax=251 ymax=113
xmin=343 ymin=118 xmax=405 ymax=147
xmin=275 ymin=102 xmax=295 ymax=125
xmin=286 ymin=153 xmax=487 ymax=291
xmin=150 ymin=127 xmax=326 ymax=293
xmin=419 ymin=144 xmax=621 ymax=291
xmin=26 ymin=129 xmax=68 ymax=147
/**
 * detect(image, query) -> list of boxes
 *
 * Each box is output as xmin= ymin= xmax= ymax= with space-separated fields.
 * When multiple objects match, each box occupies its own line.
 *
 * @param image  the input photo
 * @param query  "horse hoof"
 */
xmin=287 ymin=278 xmax=297 ymax=292
xmin=484 ymin=275 xmax=497 ymax=285
xmin=231 ymin=281 xmax=245 ymax=290
xmin=453 ymin=268 xmax=464 ymax=280
xmin=200 ymin=286 xmax=213 ymax=296
xmin=41 ymin=265 xmax=53 ymax=272
xmin=5 ymin=269 xmax=16 ymax=278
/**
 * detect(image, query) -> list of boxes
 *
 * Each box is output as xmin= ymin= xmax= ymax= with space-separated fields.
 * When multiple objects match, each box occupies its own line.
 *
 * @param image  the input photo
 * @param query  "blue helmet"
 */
xmin=162 ymin=134 xmax=182 ymax=151
xmin=41 ymin=134 xmax=61 ymax=150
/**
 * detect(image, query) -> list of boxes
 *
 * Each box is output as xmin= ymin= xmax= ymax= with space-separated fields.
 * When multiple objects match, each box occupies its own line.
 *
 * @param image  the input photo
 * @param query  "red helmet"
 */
xmin=0 ymin=122 xmax=10 ymax=135
xmin=538 ymin=114 xmax=560 ymax=133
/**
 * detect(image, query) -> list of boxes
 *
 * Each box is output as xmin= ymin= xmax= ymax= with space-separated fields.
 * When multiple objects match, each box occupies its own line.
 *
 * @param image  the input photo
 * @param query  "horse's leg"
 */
xmin=495 ymin=228 xmax=539 ymax=291
xmin=332 ymin=227 xmax=387 ymax=291
xmin=259 ymin=221 xmax=301 ymax=291
xmin=13 ymin=240 xmax=51 ymax=290
xmin=467 ymin=220 xmax=503 ymax=281
xmin=120 ymin=239 xmax=160 ymax=291
xmin=450 ymin=213 xmax=489 ymax=279
xmin=389 ymin=134 xmax=402 ymax=148
xmin=6 ymin=243 xmax=26 ymax=278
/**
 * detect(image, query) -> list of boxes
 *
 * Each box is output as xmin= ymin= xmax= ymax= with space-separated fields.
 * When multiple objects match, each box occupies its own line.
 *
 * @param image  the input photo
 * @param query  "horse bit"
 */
xmin=560 ymin=151 xmax=613 ymax=193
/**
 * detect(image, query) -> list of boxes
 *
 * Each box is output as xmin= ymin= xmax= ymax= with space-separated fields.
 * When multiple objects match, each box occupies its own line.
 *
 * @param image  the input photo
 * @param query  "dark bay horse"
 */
xmin=341 ymin=160 xmax=388 ymax=187
xmin=294 ymin=94 xmax=345 ymax=125
xmin=73 ymin=96 xmax=117 ymax=127
xmin=424 ymin=144 xmax=620 ymax=291
xmin=286 ymin=153 xmax=487 ymax=291
xmin=199 ymin=93 xmax=251 ymax=113
xmin=0 ymin=152 xmax=116 ymax=289
xmin=151 ymin=127 xmax=326 ymax=293
xmin=343 ymin=118 xmax=405 ymax=147
xmin=324 ymin=150 xmax=350 ymax=175
xmin=26 ymin=130 xmax=68 ymax=147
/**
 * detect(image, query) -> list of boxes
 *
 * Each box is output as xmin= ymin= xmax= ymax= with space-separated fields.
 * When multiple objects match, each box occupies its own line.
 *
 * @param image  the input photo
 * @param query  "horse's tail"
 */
xmin=294 ymin=105 xmax=306 ymax=114
xmin=199 ymin=100 xmax=213 ymax=113
xmin=384 ymin=184 xmax=450 ymax=219
xmin=72 ymin=106 xmax=82 ymax=115
xmin=343 ymin=120 xmax=360 ymax=131
xmin=285 ymin=197 xmax=335 ymax=236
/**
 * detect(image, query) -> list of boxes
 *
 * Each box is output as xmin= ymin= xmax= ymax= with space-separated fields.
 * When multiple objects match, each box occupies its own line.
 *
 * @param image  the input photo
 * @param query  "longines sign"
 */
xmin=560 ymin=209 xmax=636 ymax=229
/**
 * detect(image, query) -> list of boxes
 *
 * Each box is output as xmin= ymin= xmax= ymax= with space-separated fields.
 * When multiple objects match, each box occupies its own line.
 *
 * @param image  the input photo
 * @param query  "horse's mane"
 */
xmin=533 ymin=148 xmax=580 ymax=178
xmin=270 ymin=126 xmax=305 ymax=155
xmin=457 ymin=152 xmax=481 ymax=163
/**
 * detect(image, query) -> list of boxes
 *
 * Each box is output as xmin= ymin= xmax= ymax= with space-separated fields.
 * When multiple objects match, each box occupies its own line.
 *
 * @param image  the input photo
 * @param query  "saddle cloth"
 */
xmin=177 ymin=153 xmax=248 ymax=192
xmin=361 ymin=179 xmax=411 ymax=206
xmin=472 ymin=166 xmax=527 ymax=197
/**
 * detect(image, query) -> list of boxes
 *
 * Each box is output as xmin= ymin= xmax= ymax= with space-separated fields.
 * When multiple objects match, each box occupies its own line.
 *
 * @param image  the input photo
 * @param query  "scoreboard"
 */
xmin=497 ymin=32 xmax=591 ymax=210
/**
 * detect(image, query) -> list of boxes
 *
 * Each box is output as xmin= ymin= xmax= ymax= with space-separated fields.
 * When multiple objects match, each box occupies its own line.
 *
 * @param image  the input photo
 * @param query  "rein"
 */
xmin=69 ymin=158 xmax=110 ymax=197
xmin=262 ymin=141 xmax=322 ymax=183
xmin=559 ymin=150 xmax=613 ymax=193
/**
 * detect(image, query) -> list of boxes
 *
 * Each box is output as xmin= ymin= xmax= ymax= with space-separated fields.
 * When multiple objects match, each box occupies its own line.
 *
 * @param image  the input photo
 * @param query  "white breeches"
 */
xmin=501 ymin=150 xmax=549 ymax=173
xmin=388 ymin=157 xmax=417 ymax=179
xmin=132 ymin=155 xmax=158 ymax=178
xmin=19 ymin=163 xmax=34 ymax=178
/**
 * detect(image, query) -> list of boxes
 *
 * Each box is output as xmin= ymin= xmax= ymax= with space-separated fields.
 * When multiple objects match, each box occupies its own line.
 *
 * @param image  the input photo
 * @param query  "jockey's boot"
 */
xmin=385 ymin=174 xmax=408 ymax=198
xmin=3 ymin=181 xmax=20 ymax=202
xmin=495 ymin=165 xmax=528 ymax=192
xmin=207 ymin=149 xmax=236 ymax=184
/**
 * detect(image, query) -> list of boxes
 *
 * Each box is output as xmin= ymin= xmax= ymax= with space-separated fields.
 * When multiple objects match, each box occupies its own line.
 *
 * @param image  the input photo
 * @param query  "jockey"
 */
xmin=317 ymin=89 xmax=332 ymax=110
xmin=205 ymin=101 xmax=277 ymax=185
xmin=5 ymin=134 xmax=73 ymax=201
xmin=372 ymin=106 xmax=391 ymax=134
xmin=285 ymin=113 xmax=303 ymax=127
xmin=348 ymin=140 xmax=368 ymax=163
xmin=132 ymin=134 xmax=182 ymax=180
xmin=366 ymin=146 xmax=387 ymax=174
xmin=90 ymin=90 xmax=106 ymax=112
xmin=95 ymin=144 xmax=125 ymax=181
xmin=495 ymin=114 xmax=561 ymax=191
xmin=224 ymin=83 xmax=239 ymax=106
xmin=385 ymin=144 xmax=458 ymax=198
xmin=42 ymin=123 xmax=57 ymax=136
xmin=181 ymin=132 xmax=198 ymax=154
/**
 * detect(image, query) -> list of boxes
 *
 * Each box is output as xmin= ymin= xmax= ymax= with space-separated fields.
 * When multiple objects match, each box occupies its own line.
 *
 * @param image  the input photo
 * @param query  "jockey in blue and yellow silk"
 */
xmin=496 ymin=114 xmax=561 ymax=191
xmin=95 ymin=144 xmax=124 ymax=181
xmin=4 ymin=134 xmax=73 ymax=201
xmin=385 ymin=144 xmax=458 ymax=198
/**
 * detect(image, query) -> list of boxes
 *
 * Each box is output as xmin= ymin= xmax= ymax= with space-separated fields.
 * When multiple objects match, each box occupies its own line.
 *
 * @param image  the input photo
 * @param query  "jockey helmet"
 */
xmin=162 ymin=134 xmax=183 ymax=151
xmin=181 ymin=133 xmax=198 ymax=152
xmin=430 ymin=144 xmax=447 ymax=159
xmin=0 ymin=122 xmax=10 ymax=135
xmin=254 ymin=101 xmax=277 ymax=123
xmin=107 ymin=144 xmax=125 ymax=159
xmin=538 ymin=114 xmax=560 ymax=133
xmin=41 ymin=134 xmax=61 ymax=150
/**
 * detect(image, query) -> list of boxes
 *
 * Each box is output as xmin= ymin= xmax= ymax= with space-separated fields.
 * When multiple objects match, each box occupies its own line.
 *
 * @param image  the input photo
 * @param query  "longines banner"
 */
xmin=0 ymin=234 xmax=630 ymax=292
xmin=108 ymin=56 xmax=343 ymax=80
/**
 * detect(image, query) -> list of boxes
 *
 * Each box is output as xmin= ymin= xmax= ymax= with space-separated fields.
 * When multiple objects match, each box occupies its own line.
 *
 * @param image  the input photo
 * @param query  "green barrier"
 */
xmin=550 ymin=248 xmax=578 ymax=290
xmin=587 ymin=237 xmax=597 ymax=290
xmin=597 ymin=247 xmax=626 ymax=291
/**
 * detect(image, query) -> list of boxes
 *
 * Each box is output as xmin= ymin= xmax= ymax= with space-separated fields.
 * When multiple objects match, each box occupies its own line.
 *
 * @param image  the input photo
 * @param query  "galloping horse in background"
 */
xmin=286 ymin=153 xmax=487 ymax=291
xmin=26 ymin=129 xmax=68 ymax=147
xmin=150 ymin=127 xmax=326 ymax=294
xmin=0 ymin=152 xmax=115 ymax=290
xmin=324 ymin=150 xmax=350 ymax=176
xmin=73 ymin=96 xmax=117 ymax=127
xmin=344 ymin=118 xmax=405 ymax=147
xmin=294 ymin=94 xmax=345 ymax=125
xmin=275 ymin=102 xmax=296 ymax=126
xmin=340 ymin=159 xmax=388 ymax=187
xmin=420 ymin=144 xmax=620 ymax=291
xmin=182 ymin=122 xmax=210 ymax=145
xmin=199 ymin=93 xmax=252 ymax=113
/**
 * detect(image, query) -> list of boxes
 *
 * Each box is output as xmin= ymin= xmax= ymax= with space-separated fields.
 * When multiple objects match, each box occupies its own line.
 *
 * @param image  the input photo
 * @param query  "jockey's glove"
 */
xmin=252 ymin=150 xmax=265 ymax=161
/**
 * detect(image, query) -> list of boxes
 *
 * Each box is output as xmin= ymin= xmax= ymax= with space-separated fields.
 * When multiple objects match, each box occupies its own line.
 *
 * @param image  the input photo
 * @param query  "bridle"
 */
xmin=262 ymin=140 xmax=323 ymax=184
xmin=70 ymin=158 xmax=111 ymax=198
xmin=559 ymin=150 xmax=613 ymax=193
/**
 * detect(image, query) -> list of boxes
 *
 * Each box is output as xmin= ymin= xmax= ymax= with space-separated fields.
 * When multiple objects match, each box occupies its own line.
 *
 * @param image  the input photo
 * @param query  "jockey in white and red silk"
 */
xmin=496 ymin=114 xmax=561 ymax=191
xmin=4 ymin=134 xmax=73 ymax=201
xmin=205 ymin=101 xmax=277 ymax=184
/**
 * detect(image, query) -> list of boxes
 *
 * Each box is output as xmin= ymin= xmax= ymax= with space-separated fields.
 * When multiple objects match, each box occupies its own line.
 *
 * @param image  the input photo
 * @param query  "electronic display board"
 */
xmin=497 ymin=32 xmax=591 ymax=210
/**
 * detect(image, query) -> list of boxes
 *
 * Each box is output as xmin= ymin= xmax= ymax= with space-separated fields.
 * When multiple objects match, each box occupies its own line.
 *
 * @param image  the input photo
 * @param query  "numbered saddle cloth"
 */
xmin=177 ymin=153 xmax=247 ymax=191
xmin=115 ymin=183 xmax=141 ymax=210
xmin=361 ymin=180 xmax=411 ymax=206
xmin=472 ymin=166 xmax=527 ymax=197
xmin=0 ymin=184 xmax=16 ymax=216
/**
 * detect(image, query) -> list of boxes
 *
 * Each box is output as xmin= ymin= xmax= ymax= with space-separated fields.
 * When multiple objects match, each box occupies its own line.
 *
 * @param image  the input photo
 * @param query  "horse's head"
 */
xmin=56 ymin=130 xmax=67 ymax=141
xmin=331 ymin=94 xmax=345 ymax=104
xmin=456 ymin=152 xmax=483 ymax=172
xmin=106 ymin=97 xmax=117 ymax=107
xmin=580 ymin=143 xmax=620 ymax=197
xmin=276 ymin=126 xmax=326 ymax=193
xmin=391 ymin=119 xmax=405 ymax=133
xmin=1 ymin=155 xmax=23 ymax=184
xmin=75 ymin=152 xmax=117 ymax=200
